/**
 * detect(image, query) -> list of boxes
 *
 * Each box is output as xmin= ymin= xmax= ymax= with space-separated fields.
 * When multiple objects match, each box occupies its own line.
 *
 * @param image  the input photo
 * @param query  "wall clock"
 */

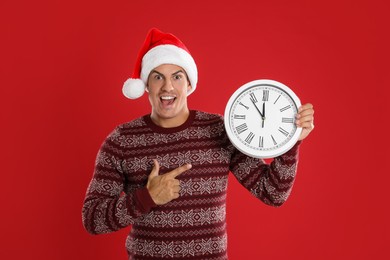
xmin=224 ymin=79 xmax=302 ymax=158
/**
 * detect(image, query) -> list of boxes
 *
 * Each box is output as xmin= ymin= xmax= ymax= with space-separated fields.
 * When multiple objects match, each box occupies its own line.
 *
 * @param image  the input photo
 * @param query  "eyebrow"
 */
xmin=172 ymin=70 xmax=185 ymax=76
xmin=150 ymin=69 xmax=185 ymax=76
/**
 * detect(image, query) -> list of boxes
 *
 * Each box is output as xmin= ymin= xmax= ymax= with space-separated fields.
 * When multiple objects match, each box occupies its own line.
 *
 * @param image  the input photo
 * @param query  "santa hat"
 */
xmin=123 ymin=28 xmax=198 ymax=99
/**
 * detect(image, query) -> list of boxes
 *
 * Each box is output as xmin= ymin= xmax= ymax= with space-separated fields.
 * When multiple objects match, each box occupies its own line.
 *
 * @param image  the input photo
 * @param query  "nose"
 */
xmin=161 ymin=78 xmax=175 ymax=92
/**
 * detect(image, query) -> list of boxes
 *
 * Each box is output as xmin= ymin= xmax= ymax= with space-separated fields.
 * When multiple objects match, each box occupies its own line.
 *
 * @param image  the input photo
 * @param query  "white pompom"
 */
xmin=122 ymin=78 xmax=146 ymax=99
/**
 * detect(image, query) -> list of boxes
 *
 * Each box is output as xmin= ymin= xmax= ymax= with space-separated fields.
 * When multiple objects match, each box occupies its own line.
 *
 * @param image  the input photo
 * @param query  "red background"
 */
xmin=1 ymin=0 xmax=389 ymax=259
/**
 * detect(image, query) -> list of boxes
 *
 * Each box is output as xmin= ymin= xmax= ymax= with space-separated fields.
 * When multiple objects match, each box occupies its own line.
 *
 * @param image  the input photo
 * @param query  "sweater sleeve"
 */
xmin=82 ymin=128 xmax=156 ymax=235
xmin=229 ymin=141 xmax=301 ymax=207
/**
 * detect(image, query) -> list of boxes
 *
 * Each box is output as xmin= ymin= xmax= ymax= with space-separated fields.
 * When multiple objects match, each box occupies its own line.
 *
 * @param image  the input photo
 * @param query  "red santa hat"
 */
xmin=123 ymin=28 xmax=198 ymax=99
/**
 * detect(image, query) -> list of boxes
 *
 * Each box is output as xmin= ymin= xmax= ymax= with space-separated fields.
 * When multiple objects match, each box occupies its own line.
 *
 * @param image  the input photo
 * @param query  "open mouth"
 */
xmin=160 ymin=96 xmax=176 ymax=106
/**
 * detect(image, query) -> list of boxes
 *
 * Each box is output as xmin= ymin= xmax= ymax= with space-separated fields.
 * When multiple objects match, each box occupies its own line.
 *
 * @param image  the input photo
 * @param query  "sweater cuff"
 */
xmin=135 ymin=187 xmax=156 ymax=214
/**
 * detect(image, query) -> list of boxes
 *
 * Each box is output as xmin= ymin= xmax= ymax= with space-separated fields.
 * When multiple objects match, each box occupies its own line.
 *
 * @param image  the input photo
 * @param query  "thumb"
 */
xmin=148 ymin=159 xmax=160 ymax=179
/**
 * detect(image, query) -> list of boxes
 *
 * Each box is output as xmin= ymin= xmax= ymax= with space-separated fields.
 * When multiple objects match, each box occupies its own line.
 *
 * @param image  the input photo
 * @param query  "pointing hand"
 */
xmin=146 ymin=160 xmax=192 ymax=205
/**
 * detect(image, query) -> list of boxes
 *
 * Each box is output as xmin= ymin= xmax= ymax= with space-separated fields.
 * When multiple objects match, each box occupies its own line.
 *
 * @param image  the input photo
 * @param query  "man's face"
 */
xmin=147 ymin=64 xmax=192 ymax=127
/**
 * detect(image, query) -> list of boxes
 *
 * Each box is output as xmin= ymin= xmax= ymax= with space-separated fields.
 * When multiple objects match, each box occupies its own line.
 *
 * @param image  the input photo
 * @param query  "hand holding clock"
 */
xmin=296 ymin=103 xmax=314 ymax=141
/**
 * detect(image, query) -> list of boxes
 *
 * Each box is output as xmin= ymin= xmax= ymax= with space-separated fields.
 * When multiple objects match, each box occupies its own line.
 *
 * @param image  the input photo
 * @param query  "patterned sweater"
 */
xmin=82 ymin=110 xmax=300 ymax=259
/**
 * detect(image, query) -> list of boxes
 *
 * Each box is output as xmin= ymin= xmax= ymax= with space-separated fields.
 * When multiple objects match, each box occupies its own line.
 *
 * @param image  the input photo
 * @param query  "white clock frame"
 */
xmin=224 ymin=79 xmax=302 ymax=159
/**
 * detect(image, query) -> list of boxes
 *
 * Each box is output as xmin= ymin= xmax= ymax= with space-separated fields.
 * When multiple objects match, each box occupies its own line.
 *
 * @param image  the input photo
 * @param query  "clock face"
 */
xmin=224 ymin=79 xmax=302 ymax=158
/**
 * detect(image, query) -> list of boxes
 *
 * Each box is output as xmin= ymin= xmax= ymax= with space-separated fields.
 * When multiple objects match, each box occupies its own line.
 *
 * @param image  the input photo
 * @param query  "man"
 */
xmin=82 ymin=28 xmax=315 ymax=259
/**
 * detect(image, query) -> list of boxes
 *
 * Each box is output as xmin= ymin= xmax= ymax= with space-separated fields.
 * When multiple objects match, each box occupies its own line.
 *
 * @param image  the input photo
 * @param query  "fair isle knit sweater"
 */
xmin=82 ymin=110 xmax=300 ymax=259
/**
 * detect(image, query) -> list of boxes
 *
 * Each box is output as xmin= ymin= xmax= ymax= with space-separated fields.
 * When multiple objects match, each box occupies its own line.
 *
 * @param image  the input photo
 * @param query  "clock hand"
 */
xmin=262 ymin=102 xmax=265 ymax=118
xmin=261 ymin=102 xmax=265 ymax=128
xmin=251 ymin=100 xmax=264 ymax=118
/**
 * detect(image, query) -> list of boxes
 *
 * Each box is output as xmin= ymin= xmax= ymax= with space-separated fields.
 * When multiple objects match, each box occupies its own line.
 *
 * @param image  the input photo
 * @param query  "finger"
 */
xmin=296 ymin=115 xmax=314 ymax=127
xmin=166 ymin=179 xmax=180 ymax=188
xmin=298 ymin=103 xmax=314 ymax=112
xmin=172 ymin=185 xmax=181 ymax=193
xmin=297 ymin=108 xmax=314 ymax=118
xmin=171 ymin=179 xmax=180 ymax=187
xmin=299 ymin=121 xmax=315 ymax=129
xmin=167 ymin=163 xmax=192 ymax=179
xmin=296 ymin=111 xmax=314 ymax=125
xmin=148 ymin=159 xmax=160 ymax=179
xmin=296 ymin=118 xmax=314 ymax=128
xmin=298 ymin=108 xmax=313 ymax=119
xmin=296 ymin=112 xmax=313 ymax=123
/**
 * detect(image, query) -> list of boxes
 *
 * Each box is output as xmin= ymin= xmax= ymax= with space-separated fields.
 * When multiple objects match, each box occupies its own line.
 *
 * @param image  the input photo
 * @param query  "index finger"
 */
xmin=167 ymin=163 xmax=192 ymax=178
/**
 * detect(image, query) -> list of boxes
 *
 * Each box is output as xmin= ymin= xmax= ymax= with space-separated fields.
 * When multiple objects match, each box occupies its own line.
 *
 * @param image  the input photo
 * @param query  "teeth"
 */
xmin=161 ymin=96 xmax=175 ymax=100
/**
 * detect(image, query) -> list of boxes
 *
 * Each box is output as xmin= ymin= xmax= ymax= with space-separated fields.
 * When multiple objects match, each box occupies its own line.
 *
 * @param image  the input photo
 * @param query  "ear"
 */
xmin=187 ymin=83 xmax=192 ymax=92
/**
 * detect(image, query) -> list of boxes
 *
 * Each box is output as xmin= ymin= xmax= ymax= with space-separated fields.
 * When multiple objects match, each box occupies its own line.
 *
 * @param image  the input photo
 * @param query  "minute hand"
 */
xmin=251 ymin=100 xmax=264 ymax=118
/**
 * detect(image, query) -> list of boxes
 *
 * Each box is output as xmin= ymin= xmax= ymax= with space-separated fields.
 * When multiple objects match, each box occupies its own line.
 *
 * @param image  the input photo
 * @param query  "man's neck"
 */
xmin=150 ymin=110 xmax=190 ymax=128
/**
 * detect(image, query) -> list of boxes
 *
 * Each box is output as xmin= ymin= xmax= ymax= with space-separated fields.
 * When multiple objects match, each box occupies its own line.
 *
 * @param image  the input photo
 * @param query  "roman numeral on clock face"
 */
xmin=249 ymin=93 xmax=258 ymax=103
xmin=262 ymin=90 xmax=269 ymax=101
xmin=259 ymin=136 xmax=264 ymax=148
xmin=271 ymin=135 xmax=277 ymax=145
xmin=234 ymin=114 xmax=246 ymax=119
xmin=245 ymin=132 xmax=255 ymax=144
xmin=239 ymin=102 xmax=249 ymax=110
xmin=282 ymin=117 xmax=294 ymax=123
xmin=278 ymin=127 xmax=289 ymax=136
xmin=280 ymin=105 xmax=291 ymax=112
xmin=235 ymin=123 xmax=248 ymax=134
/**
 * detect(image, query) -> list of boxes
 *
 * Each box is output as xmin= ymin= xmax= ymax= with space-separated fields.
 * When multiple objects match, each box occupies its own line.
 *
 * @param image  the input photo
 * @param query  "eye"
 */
xmin=173 ymin=74 xmax=183 ymax=80
xmin=154 ymin=74 xmax=163 ymax=80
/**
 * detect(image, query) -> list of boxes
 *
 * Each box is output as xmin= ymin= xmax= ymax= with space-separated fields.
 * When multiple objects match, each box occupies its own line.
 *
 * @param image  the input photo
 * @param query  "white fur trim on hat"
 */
xmin=140 ymin=44 xmax=198 ymax=96
xmin=122 ymin=78 xmax=146 ymax=99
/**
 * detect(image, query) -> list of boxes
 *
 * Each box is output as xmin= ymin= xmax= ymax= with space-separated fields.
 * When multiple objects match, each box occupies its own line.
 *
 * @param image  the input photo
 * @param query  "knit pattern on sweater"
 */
xmin=82 ymin=110 xmax=300 ymax=259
